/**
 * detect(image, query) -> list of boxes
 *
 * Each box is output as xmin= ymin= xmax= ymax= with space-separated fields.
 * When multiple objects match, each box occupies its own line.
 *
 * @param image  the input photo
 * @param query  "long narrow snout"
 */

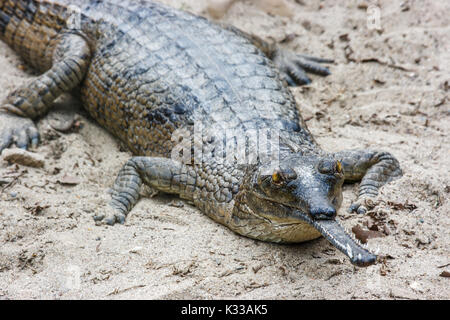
xmin=293 ymin=210 xmax=376 ymax=266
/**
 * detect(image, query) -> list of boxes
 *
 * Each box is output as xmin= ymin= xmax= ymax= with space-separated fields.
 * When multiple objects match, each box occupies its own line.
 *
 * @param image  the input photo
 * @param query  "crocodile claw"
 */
xmin=93 ymin=210 xmax=126 ymax=225
xmin=272 ymin=49 xmax=333 ymax=86
xmin=349 ymin=202 xmax=367 ymax=215
xmin=348 ymin=196 xmax=376 ymax=215
xmin=0 ymin=112 xmax=39 ymax=152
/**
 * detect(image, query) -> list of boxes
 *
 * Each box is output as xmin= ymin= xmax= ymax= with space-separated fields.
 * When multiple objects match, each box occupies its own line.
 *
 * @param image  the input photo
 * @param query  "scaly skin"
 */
xmin=0 ymin=0 xmax=402 ymax=266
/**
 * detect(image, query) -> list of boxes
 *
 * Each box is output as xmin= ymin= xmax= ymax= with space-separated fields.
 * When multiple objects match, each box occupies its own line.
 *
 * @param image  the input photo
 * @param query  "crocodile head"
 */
xmin=244 ymin=154 xmax=376 ymax=267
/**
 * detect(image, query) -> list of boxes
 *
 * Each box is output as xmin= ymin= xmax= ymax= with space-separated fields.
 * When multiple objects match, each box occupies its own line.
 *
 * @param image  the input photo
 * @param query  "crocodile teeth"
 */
xmin=293 ymin=210 xmax=377 ymax=266
xmin=346 ymin=243 xmax=353 ymax=259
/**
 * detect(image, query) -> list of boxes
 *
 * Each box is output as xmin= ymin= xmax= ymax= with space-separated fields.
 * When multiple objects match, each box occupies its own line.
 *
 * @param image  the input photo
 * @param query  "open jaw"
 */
xmin=292 ymin=210 xmax=377 ymax=267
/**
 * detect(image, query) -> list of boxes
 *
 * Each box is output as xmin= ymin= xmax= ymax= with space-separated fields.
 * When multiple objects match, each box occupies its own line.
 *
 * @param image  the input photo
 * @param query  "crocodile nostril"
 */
xmin=310 ymin=206 xmax=336 ymax=219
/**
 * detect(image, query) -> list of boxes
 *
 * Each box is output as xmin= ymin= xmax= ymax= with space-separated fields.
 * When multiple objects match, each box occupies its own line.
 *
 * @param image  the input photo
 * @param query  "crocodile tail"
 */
xmin=0 ymin=0 xmax=69 ymax=71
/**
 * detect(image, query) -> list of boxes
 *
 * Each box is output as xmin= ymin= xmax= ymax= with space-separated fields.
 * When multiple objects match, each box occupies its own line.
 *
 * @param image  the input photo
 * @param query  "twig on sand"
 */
xmin=0 ymin=170 xmax=26 ymax=194
xmin=107 ymin=284 xmax=146 ymax=296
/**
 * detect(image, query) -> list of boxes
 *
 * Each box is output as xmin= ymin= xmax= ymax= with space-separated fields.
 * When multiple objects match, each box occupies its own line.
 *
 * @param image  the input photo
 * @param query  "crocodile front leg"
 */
xmin=94 ymin=157 xmax=191 ymax=225
xmin=333 ymin=150 xmax=403 ymax=214
xmin=0 ymin=33 xmax=90 ymax=151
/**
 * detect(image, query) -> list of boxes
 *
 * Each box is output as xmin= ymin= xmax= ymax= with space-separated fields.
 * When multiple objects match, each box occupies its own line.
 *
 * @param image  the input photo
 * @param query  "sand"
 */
xmin=0 ymin=0 xmax=448 ymax=299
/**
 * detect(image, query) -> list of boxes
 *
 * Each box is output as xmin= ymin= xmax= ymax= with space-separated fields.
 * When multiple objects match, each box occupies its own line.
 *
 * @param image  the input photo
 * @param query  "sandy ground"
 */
xmin=0 ymin=0 xmax=449 ymax=300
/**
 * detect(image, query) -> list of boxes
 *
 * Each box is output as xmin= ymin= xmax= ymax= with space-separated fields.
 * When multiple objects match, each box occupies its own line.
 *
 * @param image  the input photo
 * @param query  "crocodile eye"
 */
xmin=318 ymin=159 xmax=341 ymax=175
xmin=271 ymin=168 xmax=297 ymax=185
xmin=335 ymin=160 xmax=343 ymax=174
xmin=272 ymin=170 xmax=283 ymax=185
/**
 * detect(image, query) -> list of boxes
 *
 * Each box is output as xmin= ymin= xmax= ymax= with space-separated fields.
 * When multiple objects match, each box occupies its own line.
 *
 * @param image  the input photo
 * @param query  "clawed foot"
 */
xmin=348 ymin=197 xmax=377 ymax=215
xmin=272 ymin=48 xmax=333 ymax=86
xmin=0 ymin=112 xmax=39 ymax=152
xmin=93 ymin=208 xmax=126 ymax=226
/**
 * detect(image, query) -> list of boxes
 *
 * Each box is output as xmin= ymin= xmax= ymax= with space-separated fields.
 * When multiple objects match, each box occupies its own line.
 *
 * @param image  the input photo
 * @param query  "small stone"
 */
xmin=129 ymin=246 xmax=143 ymax=253
xmin=416 ymin=235 xmax=431 ymax=245
xmin=409 ymin=281 xmax=423 ymax=292
xmin=48 ymin=111 xmax=77 ymax=132
xmin=0 ymin=177 xmax=13 ymax=185
xmin=58 ymin=174 xmax=81 ymax=185
xmin=1 ymin=148 xmax=45 ymax=168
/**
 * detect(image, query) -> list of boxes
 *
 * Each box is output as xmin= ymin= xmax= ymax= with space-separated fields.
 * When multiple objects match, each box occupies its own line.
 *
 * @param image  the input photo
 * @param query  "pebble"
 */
xmin=48 ymin=111 xmax=77 ymax=132
xmin=0 ymin=177 xmax=13 ymax=185
xmin=1 ymin=148 xmax=45 ymax=168
xmin=129 ymin=246 xmax=143 ymax=253
xmin=416 ymin=235 xmax=431 ymax=245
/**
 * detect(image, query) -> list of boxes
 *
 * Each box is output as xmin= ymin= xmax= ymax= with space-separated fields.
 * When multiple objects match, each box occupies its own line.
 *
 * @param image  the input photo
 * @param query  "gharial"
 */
xmin=0 ymin=0 xmax=402 ymax=266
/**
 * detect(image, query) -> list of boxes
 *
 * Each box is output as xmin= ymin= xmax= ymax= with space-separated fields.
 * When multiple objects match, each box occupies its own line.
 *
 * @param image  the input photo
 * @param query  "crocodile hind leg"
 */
xmin=0 ymin=33 xmax=90 ymax=151
xmin=94 ymin=157 xmax=190 ymax=225
xmin=333 ymin=150 xmax=402 ymax=214
xmin=218 ymin=23 xmax=333 ymax=85
xmin=271 ymin=50 xmax=333 ymax=86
